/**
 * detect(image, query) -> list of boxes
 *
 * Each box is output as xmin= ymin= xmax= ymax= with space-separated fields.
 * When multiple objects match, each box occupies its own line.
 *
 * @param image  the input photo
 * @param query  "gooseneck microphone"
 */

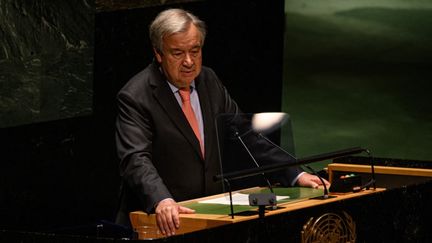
xmin=257 ymin=133 xmax=334 ymax=199
xmin=302 ymin=164 xmax=333 ymax=199
xmin=353 ymin=149 xmax=376 ymax=192
xmin=235 ymin=131 xmax=274 ymax=193
xmin=257 ymin=133 xmax=377 ymax=195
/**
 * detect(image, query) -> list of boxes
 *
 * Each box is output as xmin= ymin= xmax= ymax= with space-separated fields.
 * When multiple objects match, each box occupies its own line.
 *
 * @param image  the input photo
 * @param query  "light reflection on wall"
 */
xmin=282 ymin=0 xmax=432 ymax=161
xmin=0 ymin=0 xmax=94 ymax=128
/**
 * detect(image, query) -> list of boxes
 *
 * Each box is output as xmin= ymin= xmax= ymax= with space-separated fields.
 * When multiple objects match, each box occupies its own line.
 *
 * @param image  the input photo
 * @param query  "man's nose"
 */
xmin=183 ymin=53 xmax=193 ymax=66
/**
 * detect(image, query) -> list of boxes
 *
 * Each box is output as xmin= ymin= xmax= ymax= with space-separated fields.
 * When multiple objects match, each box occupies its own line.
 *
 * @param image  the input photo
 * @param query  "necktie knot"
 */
xmin=179 ymin=88 xmax=191 ymax=103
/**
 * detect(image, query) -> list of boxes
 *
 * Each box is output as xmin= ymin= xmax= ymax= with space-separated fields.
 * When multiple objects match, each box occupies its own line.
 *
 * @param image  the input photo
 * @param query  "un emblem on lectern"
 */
xmin=301 ymin=211 xmax=356 ymax=243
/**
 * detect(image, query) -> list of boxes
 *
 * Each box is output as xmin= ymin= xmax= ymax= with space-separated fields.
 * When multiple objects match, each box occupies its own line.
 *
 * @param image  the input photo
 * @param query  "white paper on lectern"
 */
xmin=198 ymin=193 xmax=289 ymax=206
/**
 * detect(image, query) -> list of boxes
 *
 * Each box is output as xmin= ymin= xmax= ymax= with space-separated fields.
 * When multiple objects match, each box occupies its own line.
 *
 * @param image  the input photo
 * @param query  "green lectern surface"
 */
xmin=184 ymin=187 xmax=324 ymax=215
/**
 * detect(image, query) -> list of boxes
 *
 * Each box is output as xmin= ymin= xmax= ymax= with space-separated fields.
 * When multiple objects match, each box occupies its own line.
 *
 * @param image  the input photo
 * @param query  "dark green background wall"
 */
xmin=282 ymin=0 xmax=432 ymax=163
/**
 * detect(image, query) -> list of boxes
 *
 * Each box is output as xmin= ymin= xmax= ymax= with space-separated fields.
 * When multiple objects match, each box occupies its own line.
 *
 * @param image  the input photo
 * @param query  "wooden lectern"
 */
xmin=129 ymin=186 xmax=384 ymax=240
xmin=129 ymin=159 xmax=431 ymax=242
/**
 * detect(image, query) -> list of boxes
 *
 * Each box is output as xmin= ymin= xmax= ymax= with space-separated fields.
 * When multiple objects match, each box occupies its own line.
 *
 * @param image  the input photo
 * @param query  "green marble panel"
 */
xmin=0 ymin=0 xmax=94 ymax=128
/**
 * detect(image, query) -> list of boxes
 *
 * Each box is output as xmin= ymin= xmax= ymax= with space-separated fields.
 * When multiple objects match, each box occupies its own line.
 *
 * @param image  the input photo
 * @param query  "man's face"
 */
xmin=155 ymin=23 xmax=203 ymax=88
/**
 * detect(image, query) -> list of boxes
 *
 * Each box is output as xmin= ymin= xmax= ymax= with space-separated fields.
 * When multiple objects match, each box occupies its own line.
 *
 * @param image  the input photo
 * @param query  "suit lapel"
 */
xmin=150 ymin=64 xmax=203 ymax=158
xmin=195 ymin=75 xmax=215 ymax=164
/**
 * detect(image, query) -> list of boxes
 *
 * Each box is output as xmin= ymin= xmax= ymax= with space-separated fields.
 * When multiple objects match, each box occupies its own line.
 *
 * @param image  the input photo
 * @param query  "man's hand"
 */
xmin=155 ymin=198 xmax=195 ymax=236
xmin=297 ymin=172 xmax=330 ymax=189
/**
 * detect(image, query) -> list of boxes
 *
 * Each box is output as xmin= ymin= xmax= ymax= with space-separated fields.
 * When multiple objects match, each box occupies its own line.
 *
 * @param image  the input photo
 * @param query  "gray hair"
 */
xmin=149 ymin=8 xmax=206 ymax=54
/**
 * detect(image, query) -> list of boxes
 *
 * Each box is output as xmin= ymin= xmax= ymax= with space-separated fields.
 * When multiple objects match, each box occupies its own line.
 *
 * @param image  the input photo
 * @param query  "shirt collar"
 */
xmin=167 ymin=80 xmax=196 ymax=94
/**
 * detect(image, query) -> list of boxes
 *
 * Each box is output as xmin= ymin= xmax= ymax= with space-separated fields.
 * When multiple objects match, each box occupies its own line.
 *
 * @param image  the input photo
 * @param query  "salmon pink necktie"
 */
xmin=179 ymin=88 xmax=204 ymax=157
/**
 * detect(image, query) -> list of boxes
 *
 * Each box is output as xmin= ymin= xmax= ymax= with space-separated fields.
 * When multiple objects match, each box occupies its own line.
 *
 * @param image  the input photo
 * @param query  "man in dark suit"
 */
xmin=115 ymin=8 xmax=329 ymax=236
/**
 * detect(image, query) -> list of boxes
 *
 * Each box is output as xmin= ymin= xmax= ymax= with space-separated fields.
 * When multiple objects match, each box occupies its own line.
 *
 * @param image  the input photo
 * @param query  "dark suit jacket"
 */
xmin=114 ymin=62 xmax=239 ymax=225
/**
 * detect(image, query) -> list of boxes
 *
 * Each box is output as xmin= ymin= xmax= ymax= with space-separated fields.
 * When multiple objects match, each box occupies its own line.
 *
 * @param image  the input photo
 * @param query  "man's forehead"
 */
xmin=163 ymin=25 xmax=201 ymax=45
xmin=164 ymin=36 xmax=202 ymax=51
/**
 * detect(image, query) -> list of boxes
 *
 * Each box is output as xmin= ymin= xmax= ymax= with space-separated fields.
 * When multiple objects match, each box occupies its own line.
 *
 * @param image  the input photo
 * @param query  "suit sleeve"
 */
xmin=115 ymin=91 xmax=172 ymax=213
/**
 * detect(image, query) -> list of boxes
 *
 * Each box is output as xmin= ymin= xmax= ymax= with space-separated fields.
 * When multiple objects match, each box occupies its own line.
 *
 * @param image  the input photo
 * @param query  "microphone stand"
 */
xmin=352 ymin=149 xmax=376 ymax=192
xmin=235 ymin=132 xmax=277 ymax=214
xmin=366 ymin=149 xmax=376 ymax=190
xmin=258 ymin=134 xmax=335 ymax=200
xmin=223 ymin=178 xmax=235 ymax=219
xmin=235 ymin=132 xmax=274 ymax=194
xmin=302 ymin=164 xmax=335 ymax=199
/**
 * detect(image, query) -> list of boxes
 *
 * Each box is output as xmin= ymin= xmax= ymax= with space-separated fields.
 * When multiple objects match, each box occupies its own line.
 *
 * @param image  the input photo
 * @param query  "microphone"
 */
xmin=234 ymin=131 xmax=274 ymax=193
xmin=352 ymin=179 xmax=375 ymax=192
xmin=302 ymin=164 xmax=334 ymax=199
xmin=257 ymin=133 xmax=334 ymax=200
xmin=258 ymin=133 xmax=376 ymax=195
xmin=358 ymin=149 xmax=376 ymax=191
xmin=234 ymin=130 xmax=278 ymax=214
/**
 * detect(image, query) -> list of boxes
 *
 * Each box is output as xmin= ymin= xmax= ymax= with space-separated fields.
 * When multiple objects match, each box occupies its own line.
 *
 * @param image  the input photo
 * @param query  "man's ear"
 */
xmin=153 ymin=48 xmax=162 ymax=63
